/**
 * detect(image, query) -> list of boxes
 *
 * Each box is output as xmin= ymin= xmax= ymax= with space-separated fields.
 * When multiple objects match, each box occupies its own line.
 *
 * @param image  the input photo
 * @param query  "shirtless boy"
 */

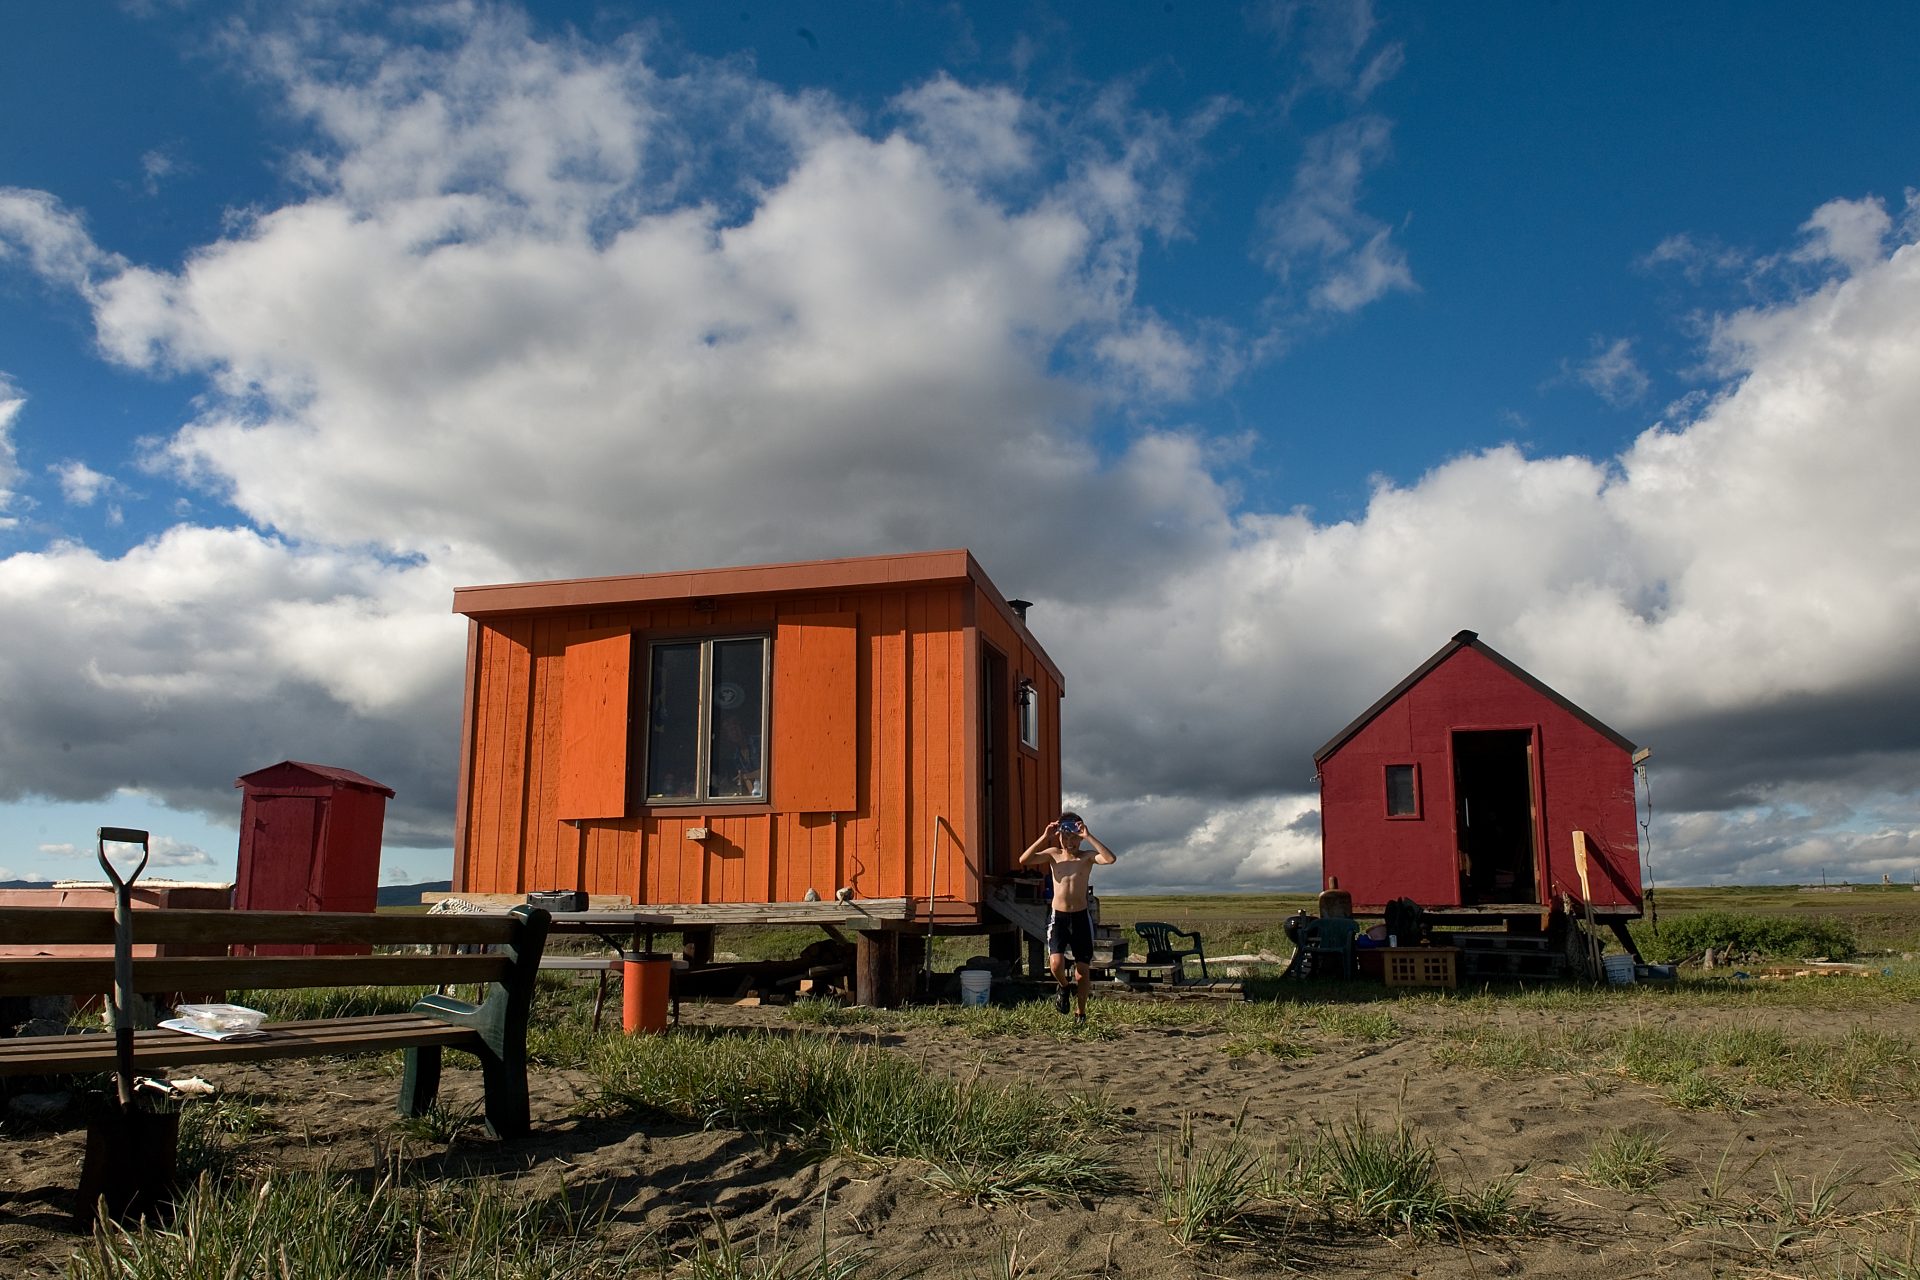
xmin=1018 ymin=811 xmax=1116 ymax=1021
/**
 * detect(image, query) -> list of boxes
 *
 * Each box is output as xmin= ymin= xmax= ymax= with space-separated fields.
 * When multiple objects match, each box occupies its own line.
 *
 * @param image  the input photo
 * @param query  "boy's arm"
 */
xmin=1085 ymin=830 xmax=1117 ymax=865
xmin=1018 ymin=822 xmax=1061 ymax=868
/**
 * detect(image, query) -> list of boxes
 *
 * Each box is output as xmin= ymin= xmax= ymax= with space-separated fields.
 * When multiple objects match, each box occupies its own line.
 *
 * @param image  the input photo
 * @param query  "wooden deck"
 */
xmin=431 ymin=895 xmax=981 ymax=929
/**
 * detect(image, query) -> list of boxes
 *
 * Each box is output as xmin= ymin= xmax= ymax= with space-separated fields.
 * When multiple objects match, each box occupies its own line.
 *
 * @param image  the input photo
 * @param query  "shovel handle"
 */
xmin=96 ymin=827 xmax=150 ymax=1114
xmin=97 ymin=828 xmax=150 ymax=889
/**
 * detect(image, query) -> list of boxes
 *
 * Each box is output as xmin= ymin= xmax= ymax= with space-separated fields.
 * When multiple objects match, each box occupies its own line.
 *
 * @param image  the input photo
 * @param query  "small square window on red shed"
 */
xmin=1384 ymin=763 xmax=1421 ymax=819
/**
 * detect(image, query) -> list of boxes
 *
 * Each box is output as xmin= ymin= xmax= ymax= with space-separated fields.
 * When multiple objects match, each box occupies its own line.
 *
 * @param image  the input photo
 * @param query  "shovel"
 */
xmin=74 ymin=826 xmax=179 ymax=1225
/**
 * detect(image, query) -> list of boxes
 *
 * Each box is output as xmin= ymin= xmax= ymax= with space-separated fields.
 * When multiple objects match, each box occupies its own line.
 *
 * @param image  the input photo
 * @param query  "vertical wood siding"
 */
xmin=1319 ymin=645 xmax=1641 ymax=913
xmin=459 ymin=582 xmax=1000 ymax=907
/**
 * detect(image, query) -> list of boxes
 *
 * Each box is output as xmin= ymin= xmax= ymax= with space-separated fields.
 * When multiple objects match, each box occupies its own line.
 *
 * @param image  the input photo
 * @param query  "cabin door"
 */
xmin=1450 ymin=729 xmax=1540 ymax=905
xmin=980 ymin=646 xmax=1013 ymax=873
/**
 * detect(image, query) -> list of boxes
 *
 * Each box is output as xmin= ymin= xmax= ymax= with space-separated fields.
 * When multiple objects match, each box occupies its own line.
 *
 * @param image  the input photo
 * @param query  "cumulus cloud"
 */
xmin=39 ymin=833 xmax=213 ymax=870
xmin=0 ymin=188 xmax=123 ymax=292
xmin=1795 ymin=196 xmax=1892 ymax=273
xmin=0 ymin=526 xmax=473 ymax=845
xmin=1063 ymin=212 xmax=1920 ymax=883
xmin=0 ymin=5 xmax=1915 ymax=892
xmin=53 ymin=460 xmax=111 ymax=506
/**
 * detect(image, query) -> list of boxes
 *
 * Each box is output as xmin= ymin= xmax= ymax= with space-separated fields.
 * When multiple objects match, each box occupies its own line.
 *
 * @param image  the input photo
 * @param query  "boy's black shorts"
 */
xmin=1047 ymin=908 xmax=1094 ymax=963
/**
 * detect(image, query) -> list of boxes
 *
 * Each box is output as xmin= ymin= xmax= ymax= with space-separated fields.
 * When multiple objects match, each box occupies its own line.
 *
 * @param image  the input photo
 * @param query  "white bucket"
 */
xmin=958 ymin=968 xmax=991 ymax=1007
xmin=1603 ymin=952 xmax=1637 ymax=985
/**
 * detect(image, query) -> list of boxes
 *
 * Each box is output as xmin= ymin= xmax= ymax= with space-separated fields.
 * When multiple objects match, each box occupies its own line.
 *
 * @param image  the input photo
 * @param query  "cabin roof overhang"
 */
xmin=1311 ymin=629 xmax=1638 ymax=767
xmin=453 ymin=548 xmax=1064 ymax=686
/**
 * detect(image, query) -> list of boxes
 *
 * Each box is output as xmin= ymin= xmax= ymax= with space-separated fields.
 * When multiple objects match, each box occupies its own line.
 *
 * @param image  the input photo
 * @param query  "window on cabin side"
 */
xmin=1384 ymin=763 xmax=1419 ymax=818
xmin=644 ymin=635 xmax=767 ymax=804
xmin=1018 ymin=679 xmax=1039 ymax=750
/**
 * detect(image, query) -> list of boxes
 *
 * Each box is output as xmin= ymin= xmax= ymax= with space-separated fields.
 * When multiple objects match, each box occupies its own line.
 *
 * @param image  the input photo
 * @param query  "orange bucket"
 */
xmin=621 ymin=955 xmax=672 ymax=1034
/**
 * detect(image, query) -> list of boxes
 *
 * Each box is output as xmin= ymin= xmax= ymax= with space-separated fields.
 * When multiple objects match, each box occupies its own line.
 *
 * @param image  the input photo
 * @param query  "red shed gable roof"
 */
xmin=234 ymin=760 xmax=396 ymax=796
xmin=1312 ymin=630 xmax=1637 ymax=766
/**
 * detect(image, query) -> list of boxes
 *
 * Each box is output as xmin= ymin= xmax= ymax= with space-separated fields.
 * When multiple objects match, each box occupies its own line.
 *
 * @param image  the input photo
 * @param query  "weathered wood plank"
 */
xmin=0 ymin=907 xmax=522 ymax=947
xmin=0 ymin=1015 xmax=477 ymax=1077
xmin=438 ymin=894 xmax=930 ymax=923
xmin=0 ymin=953 xmax=508 ymax=997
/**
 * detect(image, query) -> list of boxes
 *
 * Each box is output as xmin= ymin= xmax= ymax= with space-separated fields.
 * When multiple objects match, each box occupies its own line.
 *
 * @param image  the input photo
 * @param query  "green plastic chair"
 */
xmin=1301 ymin=916 xmax=1360 ymax=979
xmin=1134 ymin=921 xmax=1209 ymax=981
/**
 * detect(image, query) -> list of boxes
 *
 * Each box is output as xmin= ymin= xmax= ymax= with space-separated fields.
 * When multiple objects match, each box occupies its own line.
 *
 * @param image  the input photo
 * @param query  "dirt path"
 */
xmin=5 ymin=991 xmax=1917 ymax=1279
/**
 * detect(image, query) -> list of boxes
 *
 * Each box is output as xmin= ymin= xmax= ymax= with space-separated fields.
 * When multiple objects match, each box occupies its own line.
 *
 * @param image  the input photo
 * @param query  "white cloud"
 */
xmin=1795 ymin=196 xmax=1892 ymax=273
xmin=1050 ymin=211 xmax=1920 ymax=886
xmin=894 ymin=74 xmax=1033 ymax=182
xmin=1569 ymin=336 xmax=1651 ymax=407
xmin=39 ymin=833 xmax=211 ymax=869
xmin=0 ymin=9 xmax=1916 ymax=893
xmin=0 ymin=188 xmax=123 ymax=292
xmin=0 ymin=378 xmax=22 ymax=529
xmin=1251 ymin=0 xmax=1404 ymax=103
xmin=140 ymin=146 xmax=192 ymax=197
xmin=53 ymin=460 xmax=111 ymax=506
xmin=1260 ymin=116 xmax=1413 ymax=314
xmin=0 ymin=526 xmax=473 ymax=844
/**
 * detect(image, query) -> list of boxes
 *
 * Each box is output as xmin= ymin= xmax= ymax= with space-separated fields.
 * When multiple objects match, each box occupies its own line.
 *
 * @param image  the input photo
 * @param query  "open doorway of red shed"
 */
xmin=1451 ymin=729 xmax=1539 ymax=905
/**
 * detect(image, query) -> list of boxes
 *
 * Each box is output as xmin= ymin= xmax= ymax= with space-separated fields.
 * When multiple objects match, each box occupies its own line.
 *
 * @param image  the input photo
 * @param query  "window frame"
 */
xmin=638 ymin=631 xmax=772 ymax=808
xmin=1384 ymin=762 xmax=1421 ymax=820
xmin=1017 ymin=679 xmax=1040 ymax=752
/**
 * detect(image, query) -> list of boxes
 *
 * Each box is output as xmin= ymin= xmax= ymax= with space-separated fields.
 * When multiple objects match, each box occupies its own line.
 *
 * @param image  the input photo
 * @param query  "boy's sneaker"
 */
xmin=1053 ymin=985 xmax=1071 ymax=1014
xmin=1074 ymin=1012 xmax=1087 ymax=1026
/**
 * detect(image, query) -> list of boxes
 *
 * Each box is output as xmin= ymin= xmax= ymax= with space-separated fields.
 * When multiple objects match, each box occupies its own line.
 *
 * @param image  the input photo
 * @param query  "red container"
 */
xmin=621 ymin=956 xmax=672 ymax=1034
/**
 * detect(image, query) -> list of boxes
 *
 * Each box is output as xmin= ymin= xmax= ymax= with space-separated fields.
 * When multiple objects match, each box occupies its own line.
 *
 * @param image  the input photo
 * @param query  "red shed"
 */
xmin=1313 ymin=631 xmax=1644 ymax=928
xmin=448 ymin=550 xmax=1064 ymax=931
xmin=234 ymin=762 xmax=394 ymax=954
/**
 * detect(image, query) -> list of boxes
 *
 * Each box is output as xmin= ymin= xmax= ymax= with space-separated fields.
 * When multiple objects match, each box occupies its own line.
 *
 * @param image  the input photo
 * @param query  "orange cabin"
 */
xmin=450 ymin=550 xmax=1063 ymax=919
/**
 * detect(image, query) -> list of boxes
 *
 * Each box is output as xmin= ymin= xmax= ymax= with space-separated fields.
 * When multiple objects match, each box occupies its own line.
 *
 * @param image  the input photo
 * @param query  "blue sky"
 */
xmin=2 ymin=1 xmax=1918 ymax=892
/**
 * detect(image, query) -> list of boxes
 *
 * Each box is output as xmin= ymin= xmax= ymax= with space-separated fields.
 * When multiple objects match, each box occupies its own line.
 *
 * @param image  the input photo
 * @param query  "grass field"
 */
xmin=14 ymin=884 xmax=1920 ymax=1279
xmin=687 ymin=882 xmax=1920 ymax=969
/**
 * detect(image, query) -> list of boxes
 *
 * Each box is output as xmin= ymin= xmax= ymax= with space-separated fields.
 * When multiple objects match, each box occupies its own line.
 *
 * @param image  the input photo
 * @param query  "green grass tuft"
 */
xmin=1156 ymin=1111 xmax=1268 ymax=1249
xmin=69 ymin=1166 xmax=643 ymax=1279
xmin=1269 ymin=1112 xmax=1528 ymax=1238
xmin=1577 ymin=1128 xmax=1674 ymax=1190
xmin=587 ymin=1030 xmax=1116 ymax=1201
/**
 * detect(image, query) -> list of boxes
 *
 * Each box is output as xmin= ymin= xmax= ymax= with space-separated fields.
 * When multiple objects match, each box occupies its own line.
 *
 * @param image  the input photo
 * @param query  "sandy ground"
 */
xmin=4 ymin=988 xmax=1918 ymax=1279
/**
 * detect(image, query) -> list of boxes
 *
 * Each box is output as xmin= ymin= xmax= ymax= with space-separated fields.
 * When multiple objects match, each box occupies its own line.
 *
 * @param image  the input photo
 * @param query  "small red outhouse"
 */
xmin=234 ymin=761 xmax=394 ymax=937
xmin=1313 ymin=631 xmax=1643 ymax=927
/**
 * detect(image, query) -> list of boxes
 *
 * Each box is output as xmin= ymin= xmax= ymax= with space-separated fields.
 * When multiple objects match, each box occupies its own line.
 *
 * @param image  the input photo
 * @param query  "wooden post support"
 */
xmin=681 ymin=928 xmax=715 ymax=966
xmin=855 ymin=931 xmax=899 ymax=1008
xmin=988 ymin=929 xmax=1023 ymax=978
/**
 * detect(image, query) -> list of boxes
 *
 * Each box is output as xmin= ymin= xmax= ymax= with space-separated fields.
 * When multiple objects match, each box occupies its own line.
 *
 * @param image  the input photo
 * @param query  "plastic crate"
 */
xmin=1383 ymin=947 xmax=1459 ymax=989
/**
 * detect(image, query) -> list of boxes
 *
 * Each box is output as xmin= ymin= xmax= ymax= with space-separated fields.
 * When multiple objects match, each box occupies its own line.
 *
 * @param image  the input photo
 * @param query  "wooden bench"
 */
xmin=0 ymin=904 xmax=550 ymax=1139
